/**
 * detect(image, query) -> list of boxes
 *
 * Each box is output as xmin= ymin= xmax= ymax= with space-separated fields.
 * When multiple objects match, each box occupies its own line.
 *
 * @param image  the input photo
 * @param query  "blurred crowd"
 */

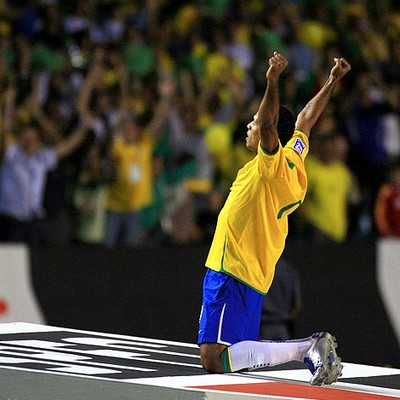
xmin=1 ymin=0 xmax=400 ymax=247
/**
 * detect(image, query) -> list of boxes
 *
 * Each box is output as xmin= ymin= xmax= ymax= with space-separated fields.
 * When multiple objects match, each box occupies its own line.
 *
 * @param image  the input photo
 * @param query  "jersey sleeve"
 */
xmin=257 ymin=130 xmax=309 ymax=180
xmin=285 ymin=130 xmax=309 ymax=162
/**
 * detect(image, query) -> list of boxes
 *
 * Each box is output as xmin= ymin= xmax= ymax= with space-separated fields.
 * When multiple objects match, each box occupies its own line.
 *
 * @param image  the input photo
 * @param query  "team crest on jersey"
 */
xmin=293 ymin=138 xmax=306 ymax=155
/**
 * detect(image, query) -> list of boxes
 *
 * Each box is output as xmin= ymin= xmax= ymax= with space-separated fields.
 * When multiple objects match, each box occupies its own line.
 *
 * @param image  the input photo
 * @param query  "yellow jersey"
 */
xmin=205 ymin=130 xmax=309 ymax=294
xmin=106 ymin=134 xmax=154 ymax=212
xmin=304 ymin=154 xmax=351 ymax=242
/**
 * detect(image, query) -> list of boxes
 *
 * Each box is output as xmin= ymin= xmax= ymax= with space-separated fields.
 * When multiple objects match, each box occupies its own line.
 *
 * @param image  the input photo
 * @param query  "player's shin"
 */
xmin=221 ymin=339 xmax=313 ymax=372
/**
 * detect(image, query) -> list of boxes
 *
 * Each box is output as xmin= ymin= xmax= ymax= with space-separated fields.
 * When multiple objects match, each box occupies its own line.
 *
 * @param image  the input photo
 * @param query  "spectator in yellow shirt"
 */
xmin=303 ymin=132 xmax=356 ymax=243
xmin=104 ymin=77 xmax=173 ymax=247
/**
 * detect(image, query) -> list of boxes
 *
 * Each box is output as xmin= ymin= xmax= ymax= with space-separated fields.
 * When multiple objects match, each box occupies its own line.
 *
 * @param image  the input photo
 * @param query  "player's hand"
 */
xmin=330 ymin=57 xmax=351 ymax=81
xmin=266 ymin=52 xmax=288 ymax=81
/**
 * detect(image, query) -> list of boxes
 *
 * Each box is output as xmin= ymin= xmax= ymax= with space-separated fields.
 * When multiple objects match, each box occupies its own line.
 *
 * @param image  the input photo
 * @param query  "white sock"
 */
xmin=225 ymin=338 xmax=313 ymax=372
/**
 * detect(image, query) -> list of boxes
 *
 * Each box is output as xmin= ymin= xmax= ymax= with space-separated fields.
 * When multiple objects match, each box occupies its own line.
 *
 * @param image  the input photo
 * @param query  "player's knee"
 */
xmin=200 ymin=354 xmax=223 ymax=373
xmin=200 ymin=344 xmax=224 ymax=374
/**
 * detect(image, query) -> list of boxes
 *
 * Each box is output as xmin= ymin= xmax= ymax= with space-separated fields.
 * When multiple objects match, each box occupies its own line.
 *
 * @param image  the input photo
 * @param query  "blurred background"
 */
xmin=1 ymin=0 xmax=400 ymax=369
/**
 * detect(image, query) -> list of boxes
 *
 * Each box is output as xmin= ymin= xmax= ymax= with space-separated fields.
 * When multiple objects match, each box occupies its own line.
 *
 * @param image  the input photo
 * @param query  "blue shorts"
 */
xmin=198 ymin=268 xmax=264 ymax=346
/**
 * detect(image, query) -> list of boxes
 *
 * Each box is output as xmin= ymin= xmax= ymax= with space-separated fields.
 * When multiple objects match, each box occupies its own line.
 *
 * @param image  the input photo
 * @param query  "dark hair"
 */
xmin=277 ymin=105 xmax=295 ymax=146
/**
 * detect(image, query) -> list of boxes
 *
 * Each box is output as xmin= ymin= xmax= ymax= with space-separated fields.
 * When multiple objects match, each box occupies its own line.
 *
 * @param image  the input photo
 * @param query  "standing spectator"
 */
xmin=72 ymin=143 xmax=111 ymax=245
xmin=167 ymin=99 xmax=214 ymax=192
xmin=259 ymin=259 xmax=303 ymax=340
xmin=302 ymin=127 xmax=358 ymax=244
xmin=164 ymin=98 xmax=215 ymax=241
xmin=29 ymin=72 xmax=80 ymax=246
xmin=0 ymin=86 xmax=91 ymax=244
xmin=104 ymin=113 xmax=156 ymax=247
xmin=346 ymin=71 xmax=395 ymax=235
xmin=104 ymin=77 xmax=173 ymax=247
xmin=374 ymin=162 xmax=400 ymax=238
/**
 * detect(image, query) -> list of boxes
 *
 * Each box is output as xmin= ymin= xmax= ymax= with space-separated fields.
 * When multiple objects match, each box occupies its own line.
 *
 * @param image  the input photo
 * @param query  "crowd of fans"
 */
xmin=1 ymin=0 xmax=400 ymax=247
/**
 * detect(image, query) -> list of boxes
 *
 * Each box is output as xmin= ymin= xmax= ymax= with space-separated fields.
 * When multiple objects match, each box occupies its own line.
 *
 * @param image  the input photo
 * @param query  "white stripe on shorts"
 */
xmin=217 ymin=303 xmax=232 ymax=346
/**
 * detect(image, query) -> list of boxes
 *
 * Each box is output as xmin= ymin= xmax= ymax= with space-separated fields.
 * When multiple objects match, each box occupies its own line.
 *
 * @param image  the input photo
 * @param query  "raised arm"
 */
xmin=30 ymin=73 xmax=63 ymax=145
xmin=77 ymin=58 xmax=104 ymax=116
xmin=295 ymin=57 xmax=351 ymax=137
xmin=0 ymin=84 xmax=16 ymax=163
xmin=257 ymin=52 xmax=288 ymax=152
xmin=146 ymin=75 xmax=175 ymax=137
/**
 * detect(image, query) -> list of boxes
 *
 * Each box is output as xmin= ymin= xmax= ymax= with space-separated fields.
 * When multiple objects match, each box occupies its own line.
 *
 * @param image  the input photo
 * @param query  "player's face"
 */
xmin=246 ymin=114 xmax=260 ymax=153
